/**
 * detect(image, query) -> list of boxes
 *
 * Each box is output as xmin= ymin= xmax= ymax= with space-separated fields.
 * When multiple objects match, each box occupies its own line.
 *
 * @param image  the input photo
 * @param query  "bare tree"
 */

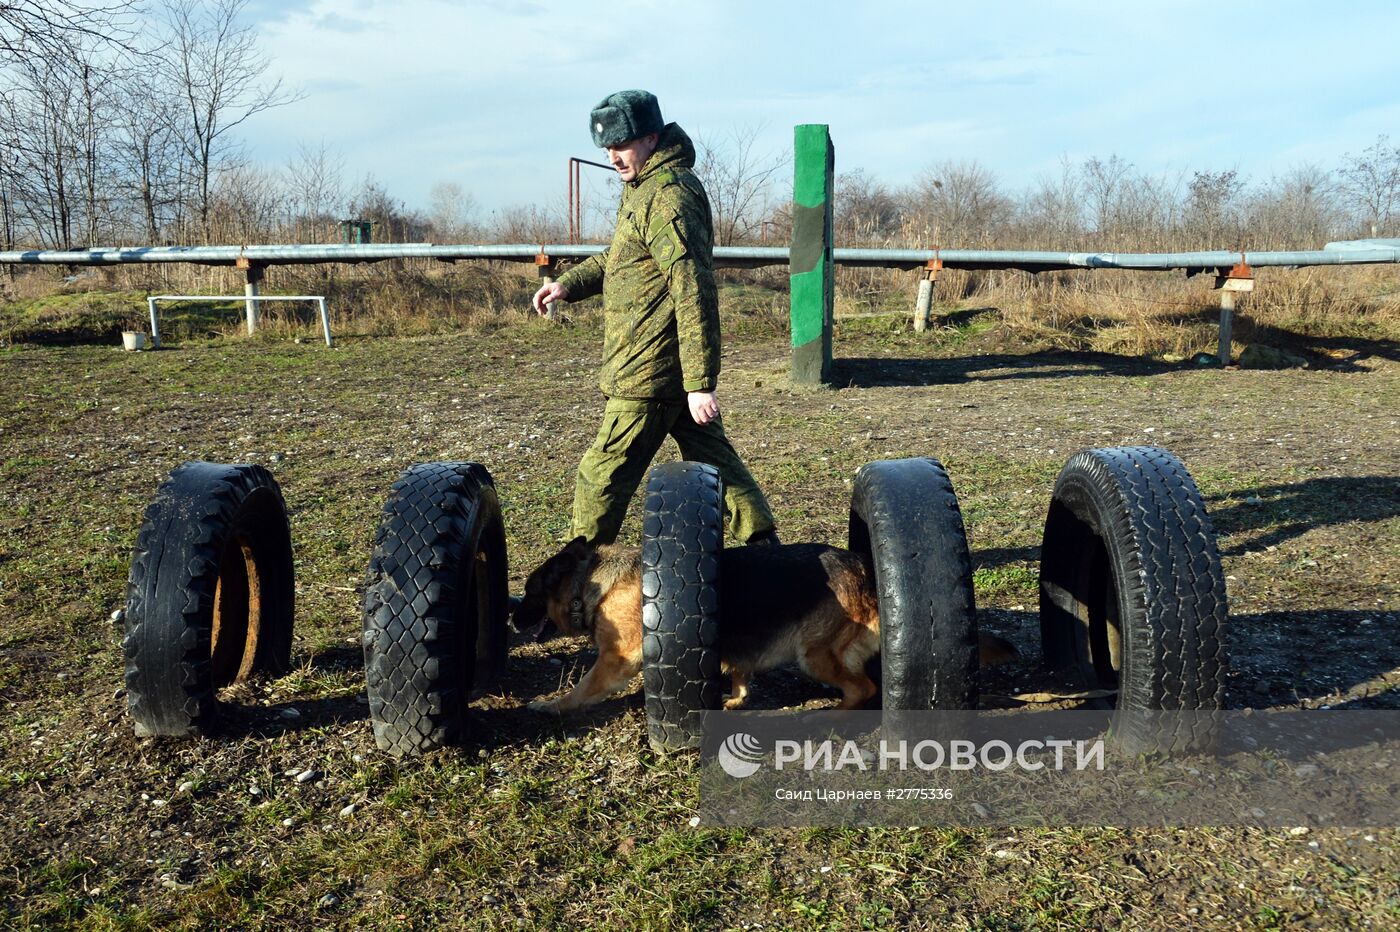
xmin=7 ymin=54 xmax=81 ymax=247
xmin=71 ymin=51 xmax=123 ymax=246
xmin=1126 ymin=170 xmax=1185 ymax=250
xmin=1019 ymin=156 xmax=1084 ymax=244
xmin=1081 ymin=154 xmax=1133 ymax=242
xmin=0 ymin=0 xmax=137 ymax=67
xmin=428 ymin=180 xmax=477 ymax=242
xmin=1184 ymin=169 xmax=1244 ymax=247
xmin=112 ymin=75 xmax=189 ymax=242
xmin=487 ymin=203 xmax=565 ymax=244
xmin=283 ymin=141 xmax=344 ymax=242
xmin=348 ymin=175 xmax=432 ymax=243
xmin=161 ymin=0 xmax=298 ymax=239
xmin=695 ymin=126 xmax=787 ymax=245
xmin=835 ymin=168 xmax=902 ymax=244
xmin=911 ymin=159 xmax=1012 ymax=245
xmin=0 ymin=92 xmax=21 ymax=249
xmin=3 ymin=34 xmax=135 ymax=248
xmin=1339 ymin=134 xmax=1400 ymax=237
xmin=1244 ymin=165 xmax=1342 ymax=248
xmin=206 ymin=161 xmax=279 ymax=243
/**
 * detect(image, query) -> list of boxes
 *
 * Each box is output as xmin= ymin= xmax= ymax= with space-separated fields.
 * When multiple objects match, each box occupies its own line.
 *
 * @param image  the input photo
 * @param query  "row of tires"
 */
xmin=123 ymin=460 xmax=512 ymax=755
xmin=123 ymin=446 xmax=1228 ymax=757
xmin=641 ymin=447 xmax=1227 ymax=754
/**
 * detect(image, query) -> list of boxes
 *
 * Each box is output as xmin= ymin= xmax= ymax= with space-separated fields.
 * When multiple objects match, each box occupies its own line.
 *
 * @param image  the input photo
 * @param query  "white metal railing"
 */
xmin=145 ymin=294 xmax=332 ymax=347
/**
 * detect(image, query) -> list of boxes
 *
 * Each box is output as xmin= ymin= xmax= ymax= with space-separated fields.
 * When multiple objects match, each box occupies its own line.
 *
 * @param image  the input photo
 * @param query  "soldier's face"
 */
xmin=606 ymin=133 xmax=659 ymax=182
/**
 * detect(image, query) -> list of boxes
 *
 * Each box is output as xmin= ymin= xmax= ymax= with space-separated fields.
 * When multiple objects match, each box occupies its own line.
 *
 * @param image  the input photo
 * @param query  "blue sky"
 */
xmin=238 ymin=0 xmax=1400 ymax=221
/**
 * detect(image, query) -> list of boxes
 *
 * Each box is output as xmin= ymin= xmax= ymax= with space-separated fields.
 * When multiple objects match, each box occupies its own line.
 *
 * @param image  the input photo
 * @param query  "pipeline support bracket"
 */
xmin=914 ymin=253 xmax=943 ymax=332
xmin=1211 ymin=256 xmax=1254 ymax=366
xmin=237 ymin=257 xmax=266 ymax=335
xmin=536 ymin=251 xmax=559 ymax=321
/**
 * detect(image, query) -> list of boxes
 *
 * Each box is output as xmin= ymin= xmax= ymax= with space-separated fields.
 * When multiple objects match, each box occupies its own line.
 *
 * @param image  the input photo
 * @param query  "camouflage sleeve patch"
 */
xmin=648 ymin=219 xmax=687 ymax=272
xmin=645 ymin=181 xmax=708 ymax=272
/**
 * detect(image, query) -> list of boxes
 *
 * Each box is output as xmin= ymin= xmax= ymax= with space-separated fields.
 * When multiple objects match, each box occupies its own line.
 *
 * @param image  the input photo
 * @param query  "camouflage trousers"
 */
xmin=571 ymin=397 xmax=777 ymax=546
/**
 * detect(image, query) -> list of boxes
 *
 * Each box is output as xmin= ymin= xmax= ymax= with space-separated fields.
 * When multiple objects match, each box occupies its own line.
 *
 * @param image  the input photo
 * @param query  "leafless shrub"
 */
xmin=695 ymin=126 xmax=787 ymax=245
xmin=204 ymin=163 xmax=282 ymax=244
xmin=1242 ymin=166 xmax=1342 ymax=249
xmin=1183 ymin=169 xmax=1245 ymax=248
xmin=428 ymin=181 xmax=478 ymax=242
xmin=1018 ymin=157 xmax=1084 ymax=246
xmin=835 ymin=169 xmax=903 ymax=244
xmin=283 ymin=142 xmax=346 ymax=244
xmin=909 ymin=159 xmax=1013 ymax=246
xmin=1338 ymin=135 xmax=1400 ymax=237
xmin=485 ymin=204 xmax=566 ymax=244
xmin=347 ymin=175 xmax=430 ymax=243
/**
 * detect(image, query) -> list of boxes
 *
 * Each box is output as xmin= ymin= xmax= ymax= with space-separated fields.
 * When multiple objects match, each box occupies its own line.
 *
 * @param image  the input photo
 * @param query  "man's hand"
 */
xmin=688 ymin=390 xmax=719 ymax=425
xmin=531 ymin=281 xmax=569 ymax=315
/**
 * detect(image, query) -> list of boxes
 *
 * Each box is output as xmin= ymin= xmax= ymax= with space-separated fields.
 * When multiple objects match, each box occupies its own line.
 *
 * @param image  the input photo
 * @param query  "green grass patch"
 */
xmin=973 ymin=564 xmax=1039 ymax=600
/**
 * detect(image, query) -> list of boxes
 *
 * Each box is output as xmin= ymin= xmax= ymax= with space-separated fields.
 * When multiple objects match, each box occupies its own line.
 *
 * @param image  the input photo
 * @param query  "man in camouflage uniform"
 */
xmin=531 ymin=89 xmax=778 ymax=546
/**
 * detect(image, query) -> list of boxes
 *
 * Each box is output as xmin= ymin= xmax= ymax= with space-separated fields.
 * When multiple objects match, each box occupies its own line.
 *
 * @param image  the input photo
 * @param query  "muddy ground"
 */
xmin=1 ymin=309 xmax=1397 ymax=928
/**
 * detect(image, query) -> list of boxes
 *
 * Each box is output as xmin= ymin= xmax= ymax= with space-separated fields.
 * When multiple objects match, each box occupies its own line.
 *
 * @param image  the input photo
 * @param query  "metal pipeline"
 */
xmin=1 ymin=240 xmax=1398 ymax=271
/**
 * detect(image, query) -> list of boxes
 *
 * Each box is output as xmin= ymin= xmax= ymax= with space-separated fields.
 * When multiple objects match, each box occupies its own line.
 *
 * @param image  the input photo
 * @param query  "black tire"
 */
xmin=848 ymin=458 xmax=978 ymax=714
xmin=362 ymin=462 xmax=509 ymax=756
xmin=123 ymin=462 xmax=294 ymax=736
xmin=1038 ymin=446 xmax=1228 ymax=752
xmin=641 ymin=461 xmax=724 ymax=753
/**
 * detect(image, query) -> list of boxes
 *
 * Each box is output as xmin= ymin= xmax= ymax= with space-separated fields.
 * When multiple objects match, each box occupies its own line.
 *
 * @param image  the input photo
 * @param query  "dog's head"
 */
xmin=510 ymin=536 xmax=594 ymax=640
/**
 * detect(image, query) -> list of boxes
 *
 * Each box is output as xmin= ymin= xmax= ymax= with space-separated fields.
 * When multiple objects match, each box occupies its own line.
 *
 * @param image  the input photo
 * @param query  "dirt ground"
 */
xmin=1 ymin=308 xmax=1397 ymax=929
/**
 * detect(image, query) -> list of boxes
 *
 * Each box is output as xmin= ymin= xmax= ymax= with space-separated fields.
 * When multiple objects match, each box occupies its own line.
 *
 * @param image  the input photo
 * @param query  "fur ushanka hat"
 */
xmin=590 ymin=90 xmax=664 ymax=147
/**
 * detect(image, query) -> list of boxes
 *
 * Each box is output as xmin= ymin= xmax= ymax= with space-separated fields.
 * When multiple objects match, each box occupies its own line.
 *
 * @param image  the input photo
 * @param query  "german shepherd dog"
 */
xmin=511 ymin=537 xmax=1017 ymax=714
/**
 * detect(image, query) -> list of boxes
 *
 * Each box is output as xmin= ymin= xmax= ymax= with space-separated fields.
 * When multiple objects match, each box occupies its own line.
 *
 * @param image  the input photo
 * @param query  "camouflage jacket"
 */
xmin=556 ymin=123 xmax=720 ymax=399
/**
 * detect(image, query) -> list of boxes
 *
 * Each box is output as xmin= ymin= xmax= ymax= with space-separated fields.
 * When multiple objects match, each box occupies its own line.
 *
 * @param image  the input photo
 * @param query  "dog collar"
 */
xmin=565 ymin=551 xmax=599 ymax=632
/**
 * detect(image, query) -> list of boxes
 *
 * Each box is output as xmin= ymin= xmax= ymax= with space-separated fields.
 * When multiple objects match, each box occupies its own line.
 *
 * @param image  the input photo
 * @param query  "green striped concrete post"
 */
xmin=790 ymin=124 xmax=834 ymax=384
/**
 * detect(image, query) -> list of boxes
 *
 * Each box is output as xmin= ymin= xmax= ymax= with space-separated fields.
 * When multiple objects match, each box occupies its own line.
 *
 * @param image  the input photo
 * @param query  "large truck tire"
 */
xmin=362 ymin=462 xmax=509 ymax=756
xmin=1039 ymin=446 xmax=1228 ymax=753
xmin=848 ymin=457 xmax=978 ymax=713
xmin=124 ymin=462 xmax=295 ymax=736
xmin=641 ymin=461 xmax=725 ymax=753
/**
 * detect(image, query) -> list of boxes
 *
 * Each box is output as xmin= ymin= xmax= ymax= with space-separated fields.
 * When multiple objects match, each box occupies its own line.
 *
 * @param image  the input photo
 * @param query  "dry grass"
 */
xmin=964 ymin=265 xmax=1400 ymax=359
xmin=4 ymin=258 xmax=1398 ymax=361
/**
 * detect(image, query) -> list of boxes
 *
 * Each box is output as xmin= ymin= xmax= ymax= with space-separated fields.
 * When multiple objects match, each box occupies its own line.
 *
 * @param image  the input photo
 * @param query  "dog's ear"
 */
xmin=554 ymin=536 xmax=591 ymax=566
xmin=538 ymin=536 xmax=588 ymax=586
